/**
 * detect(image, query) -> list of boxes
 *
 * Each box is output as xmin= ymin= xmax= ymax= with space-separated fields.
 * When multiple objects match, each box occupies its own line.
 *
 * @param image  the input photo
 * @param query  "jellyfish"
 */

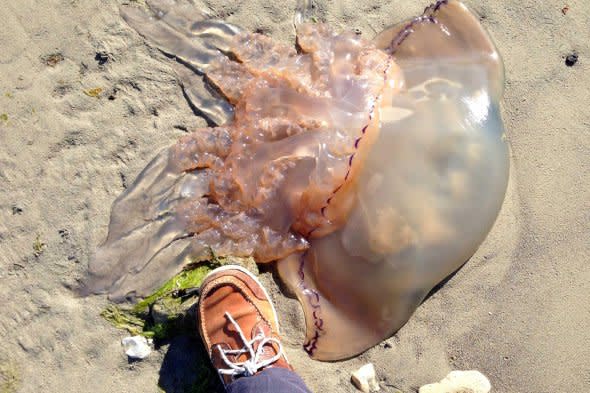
xmin=84 ymin=0 xmax=509 ymax=360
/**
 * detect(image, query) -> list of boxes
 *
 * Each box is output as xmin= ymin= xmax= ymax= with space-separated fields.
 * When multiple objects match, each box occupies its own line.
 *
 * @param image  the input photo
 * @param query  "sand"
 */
xmin=0 ymin=0 xmax=588 ymax=392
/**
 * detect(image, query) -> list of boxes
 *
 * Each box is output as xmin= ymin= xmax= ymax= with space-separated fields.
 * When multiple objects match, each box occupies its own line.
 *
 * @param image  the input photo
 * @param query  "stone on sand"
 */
xmin=351 ymin=363 xmax=380 ymax=392
xmin=419 ymin=370 xmax=491 ymax=393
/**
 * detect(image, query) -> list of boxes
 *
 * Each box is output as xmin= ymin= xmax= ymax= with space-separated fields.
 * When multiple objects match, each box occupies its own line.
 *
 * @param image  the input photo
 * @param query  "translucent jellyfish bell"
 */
xmin=278 ymin=0 xmax=509 ymax=360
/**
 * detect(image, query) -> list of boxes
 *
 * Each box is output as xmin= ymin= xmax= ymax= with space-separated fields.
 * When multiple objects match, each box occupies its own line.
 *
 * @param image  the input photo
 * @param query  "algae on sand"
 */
xmin=83 ymin=87 xmax=103 ymax=98
xmin=101 ymin=256 xmax=256 ymax=393
xmin=132 ymin=263 xmax=214 ymax=314
xmin=101 ymin=304 xmax=146 ymax=337
xmin=33 ymin=234 xmax=46 ymax=257
xmin=101 ymin=256 xmax=257 ymax=341
xmin=101 ymin=264 xmax=211 ymax=340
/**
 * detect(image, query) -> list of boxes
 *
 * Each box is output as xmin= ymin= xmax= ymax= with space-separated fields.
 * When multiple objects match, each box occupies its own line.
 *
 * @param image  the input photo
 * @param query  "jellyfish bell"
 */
xmin=278 ymin=0 xmax=509 ymax=360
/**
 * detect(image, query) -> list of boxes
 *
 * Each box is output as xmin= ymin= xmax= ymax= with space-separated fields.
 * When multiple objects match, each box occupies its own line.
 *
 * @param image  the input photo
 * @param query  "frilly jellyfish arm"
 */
xmin=120 ymin=1 xmax=242 ymax=125
xmin=85 ymin=15 xmax=393 ymax=301
xmin=278 ymin=0 xmax=509 ymax=360
xmin=120 ymin=0 xmax=243 ymax=71
xmin=84 ymin=148 xmax=214 ymax=300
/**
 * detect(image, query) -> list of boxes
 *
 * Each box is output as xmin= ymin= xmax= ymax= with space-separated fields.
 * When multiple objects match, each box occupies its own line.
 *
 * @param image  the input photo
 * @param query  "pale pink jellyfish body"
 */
xmin=85 ymin=0 xmax=508 ymax=360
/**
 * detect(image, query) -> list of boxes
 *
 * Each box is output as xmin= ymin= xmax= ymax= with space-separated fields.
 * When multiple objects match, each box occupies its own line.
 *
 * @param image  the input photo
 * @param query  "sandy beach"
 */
xmin=1 ymin=0 xmax=589 ymax=392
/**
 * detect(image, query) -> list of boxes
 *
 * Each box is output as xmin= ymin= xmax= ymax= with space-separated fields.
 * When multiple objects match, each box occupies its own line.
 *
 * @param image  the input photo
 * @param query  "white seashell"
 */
xmin=351 ymin=363 xmax=380 ymax=392
xmin=419 ymin=370 xmax=491 ymax=393
xmin=121 ymin=335 xmax=152 ymax=360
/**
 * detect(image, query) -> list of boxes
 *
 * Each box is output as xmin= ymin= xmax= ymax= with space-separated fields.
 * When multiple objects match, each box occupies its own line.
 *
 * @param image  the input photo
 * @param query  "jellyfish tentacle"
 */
xmin=89 ymin=122 xmax=236 ymax=299
xmin=232 ymin=33 xmax=297 ymax=68
xmin=170 ymin=127 xmax=232 ymax=172
xmin=172 ymin=62 xmax=235 ymax=126
xmin=205 ymin=56 xmax=255 ymax=104
xmin=120 ymin=6 xmax=223 ymax=72
xmin=206 ymin=31 xmax=310 ymax=104
xmin=120 ymin=2 xmax=243 ymax=125
xmin=145 ymin=0 xmax=242 ymax=53
xmin=86 ymin=146 xmax=214 ymax=298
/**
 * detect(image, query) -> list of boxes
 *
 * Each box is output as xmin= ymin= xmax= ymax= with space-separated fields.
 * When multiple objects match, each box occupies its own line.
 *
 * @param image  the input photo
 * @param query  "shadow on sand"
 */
xmin=158 ymin=335 xmax=224 ymax=393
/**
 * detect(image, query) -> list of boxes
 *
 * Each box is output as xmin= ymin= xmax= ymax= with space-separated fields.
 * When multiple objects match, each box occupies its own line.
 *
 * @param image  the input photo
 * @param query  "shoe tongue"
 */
xmin=211 ymin=342 xmax=242 ymax=372
xmin=213 ymin=319 xmax=277 ymax=364
xmin=251 ymin=320 xmax=280 ymax=362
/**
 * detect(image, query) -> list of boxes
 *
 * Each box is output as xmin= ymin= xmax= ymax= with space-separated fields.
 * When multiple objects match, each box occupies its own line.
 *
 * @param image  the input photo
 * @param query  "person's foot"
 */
xmin=197 ymin=265 xmax=292 ymax=387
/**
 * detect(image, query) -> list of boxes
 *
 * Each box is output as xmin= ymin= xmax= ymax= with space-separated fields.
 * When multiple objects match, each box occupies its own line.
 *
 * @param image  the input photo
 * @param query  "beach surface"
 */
xmin=1 ymin=0 xmax=588 ymax=392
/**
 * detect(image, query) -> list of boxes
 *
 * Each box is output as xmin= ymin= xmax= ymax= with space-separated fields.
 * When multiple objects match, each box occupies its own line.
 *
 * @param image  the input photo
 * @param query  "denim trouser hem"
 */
xmin=225 ymin=367 xmax=312 ymax=393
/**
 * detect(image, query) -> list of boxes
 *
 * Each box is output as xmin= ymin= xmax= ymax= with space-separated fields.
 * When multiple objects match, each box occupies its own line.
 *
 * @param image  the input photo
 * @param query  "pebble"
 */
xmin=121 ymin=336 xmax=152 ymax=360
xmin=351 ymin=363 xmax=380 ymax=392
xmin=565 ymin=53 xmax=578 ymax=67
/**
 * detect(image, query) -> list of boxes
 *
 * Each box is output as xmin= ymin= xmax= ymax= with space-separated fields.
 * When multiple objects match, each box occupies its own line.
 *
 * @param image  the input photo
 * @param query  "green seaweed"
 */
xmin=0 ymin=114 xmax=7 ymax=123
xmin=101 ymin=255 xmax=256 ymax=340
xmin=133 ymin=264 xmax=213 ymax=313
xmin=101 ymin=304 xmax=146 ymax=336
xmin=102 ymin=256 xmax=229 ymax=340
xmin=33 ymin=234 xmax=46 ymax=257
xmin=83 ymin=87 xmax=103 ymax=98
xmin=101 ymin=255 xmax=254 ymax=393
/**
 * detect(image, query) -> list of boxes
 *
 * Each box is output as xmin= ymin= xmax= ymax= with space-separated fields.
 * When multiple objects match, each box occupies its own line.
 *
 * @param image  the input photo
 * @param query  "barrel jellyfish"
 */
xmin=85 ymin=0 xmax=509 ymax=361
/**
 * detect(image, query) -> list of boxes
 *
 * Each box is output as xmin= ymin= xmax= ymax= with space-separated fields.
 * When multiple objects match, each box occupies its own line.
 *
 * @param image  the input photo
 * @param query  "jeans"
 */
xmin=226 ymin=367 xmax=312 ymax=393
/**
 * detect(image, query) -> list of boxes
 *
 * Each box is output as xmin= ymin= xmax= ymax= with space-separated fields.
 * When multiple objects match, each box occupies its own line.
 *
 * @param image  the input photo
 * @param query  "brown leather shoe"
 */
xmin=197 ymin=265 xmax=292 ymax=387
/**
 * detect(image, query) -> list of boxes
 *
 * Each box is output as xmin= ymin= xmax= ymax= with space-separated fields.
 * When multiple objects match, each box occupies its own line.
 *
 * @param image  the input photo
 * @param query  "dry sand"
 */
xmin=1 ymin=0 xmax=589 ymax=392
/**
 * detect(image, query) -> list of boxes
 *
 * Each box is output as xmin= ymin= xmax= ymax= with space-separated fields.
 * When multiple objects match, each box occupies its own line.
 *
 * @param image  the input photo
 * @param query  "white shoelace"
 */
xmin=216 ymin=312 xmax=284 ymax=379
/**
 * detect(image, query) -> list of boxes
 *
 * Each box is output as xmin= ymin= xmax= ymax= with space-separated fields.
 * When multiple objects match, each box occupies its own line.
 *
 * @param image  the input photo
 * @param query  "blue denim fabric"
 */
xmin=226 ymin=367 xmax=312 ymax=393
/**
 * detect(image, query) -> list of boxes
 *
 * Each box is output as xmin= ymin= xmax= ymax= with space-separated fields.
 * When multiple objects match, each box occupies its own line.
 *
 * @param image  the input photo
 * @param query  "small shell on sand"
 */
xmin=419 ymin=370 xmax=491 ymax=393
xmin=351 ymin=363 xmax=380 ymax=392
xmin=121 ymin=336 xmax=152 ymax=360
